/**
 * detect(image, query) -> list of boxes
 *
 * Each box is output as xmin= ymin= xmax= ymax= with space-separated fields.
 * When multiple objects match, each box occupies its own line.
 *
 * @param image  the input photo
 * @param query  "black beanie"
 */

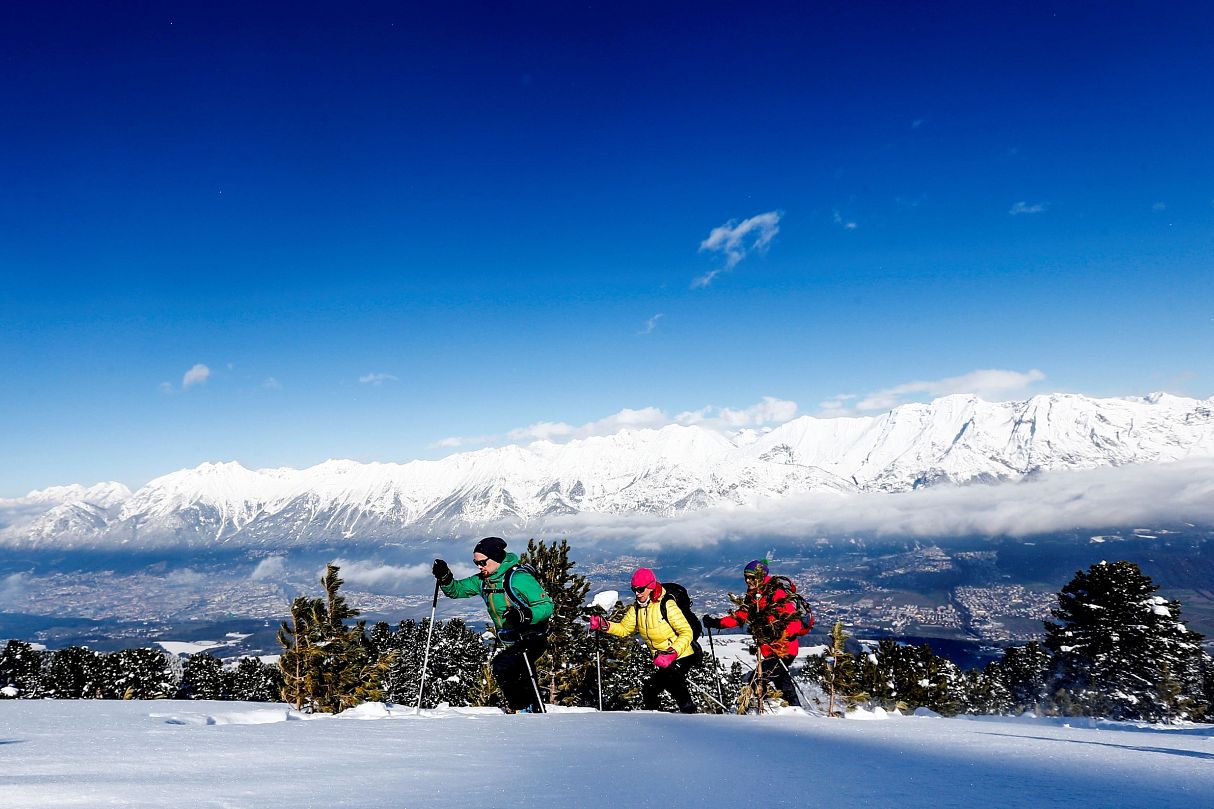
xmin=473 ymin=536 xmax=507 ymax=562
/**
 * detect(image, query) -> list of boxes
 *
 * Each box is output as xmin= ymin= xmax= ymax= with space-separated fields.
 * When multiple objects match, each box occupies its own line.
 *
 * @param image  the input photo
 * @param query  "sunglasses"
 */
xmin=632 ymin=585 xmax=652 ymax=594
xmin=473 ymin=557 xmax=491 ymax=567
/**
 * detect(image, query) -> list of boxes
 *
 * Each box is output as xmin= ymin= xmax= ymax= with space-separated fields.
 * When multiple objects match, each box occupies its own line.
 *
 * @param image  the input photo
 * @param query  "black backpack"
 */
xmin=658 ymin=581 xmax=703 ymax=642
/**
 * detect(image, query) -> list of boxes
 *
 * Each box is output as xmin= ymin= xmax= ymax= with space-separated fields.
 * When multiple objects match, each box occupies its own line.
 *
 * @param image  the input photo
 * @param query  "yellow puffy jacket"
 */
xmin=604 ymin=587 xmax=695 ymax=659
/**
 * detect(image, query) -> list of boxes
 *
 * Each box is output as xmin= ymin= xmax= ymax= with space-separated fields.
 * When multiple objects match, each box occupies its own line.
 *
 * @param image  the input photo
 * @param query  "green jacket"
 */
xmin=440 ymin=552 xmax=554 ymax=643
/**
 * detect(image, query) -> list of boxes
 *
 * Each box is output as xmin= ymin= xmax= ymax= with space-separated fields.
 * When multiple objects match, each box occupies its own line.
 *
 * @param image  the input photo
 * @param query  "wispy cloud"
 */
xmin=832 ymin=210 xmax=858 ymax=230
xmin=911 ymin=118 xmax=925 ymax=130
xmin=250 ymin=557 xmax=286 ymax=580
xmin=330 ymin=559 xmax=432 ymax=593
xmin=1009 ymin=201 xmax=1048 ymax=215
xmin=540 ymin=459 xmax=1214 ymax=549
xmin=821 ymin=368 xmax=1046 ymax=414
xmin=675 ymin=396 xmax=798 ymax=430
xmin=359 ymin=373 xmax=399 ymax=386
xmin=183 ymin=363 xmax=211 ymax=389
xmin=640 ymin=314 xmax=664 ymax=335
xmin=161 ymin=363 xmax=212 ymax=394
xmin=433 ymin=397 xmax=798 ymax=450
xmin=262 ymin=377 xmax=282 ymax=390
xmin=693 ymin=210 xmax=782 ymax=288
xmin=1152 ymin=201 xmax=1168 ymax=212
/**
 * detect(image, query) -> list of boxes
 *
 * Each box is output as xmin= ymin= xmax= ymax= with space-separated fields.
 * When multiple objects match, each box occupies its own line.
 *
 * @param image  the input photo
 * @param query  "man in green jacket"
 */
xmin=432 ymin=537 xmax=554 ymax=713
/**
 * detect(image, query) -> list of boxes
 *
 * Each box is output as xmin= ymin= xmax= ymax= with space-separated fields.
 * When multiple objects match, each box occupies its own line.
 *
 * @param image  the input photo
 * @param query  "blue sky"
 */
xmin=2 ymin=2 xmax=1212 ymax=497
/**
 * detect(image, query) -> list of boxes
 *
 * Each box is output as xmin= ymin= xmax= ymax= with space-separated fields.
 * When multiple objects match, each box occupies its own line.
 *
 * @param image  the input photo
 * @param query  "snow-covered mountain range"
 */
xmin=3 ymin=392 xmax=1212 ymax=547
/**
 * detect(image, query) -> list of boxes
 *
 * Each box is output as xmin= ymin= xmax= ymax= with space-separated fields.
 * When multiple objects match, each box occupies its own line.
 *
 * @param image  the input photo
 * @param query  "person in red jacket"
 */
xmin=703 ymin=559 xmax=812 ymax=707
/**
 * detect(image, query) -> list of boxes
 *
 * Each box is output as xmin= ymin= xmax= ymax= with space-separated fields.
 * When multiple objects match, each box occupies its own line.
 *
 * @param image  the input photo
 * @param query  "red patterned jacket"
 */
xmin=718 ymin=574 xmax=812 ymax=660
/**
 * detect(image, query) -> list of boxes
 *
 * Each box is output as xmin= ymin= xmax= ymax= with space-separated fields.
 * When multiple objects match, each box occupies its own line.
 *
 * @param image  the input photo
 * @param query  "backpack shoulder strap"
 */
xmin=503 ymin=563 xmax=544 ymax=610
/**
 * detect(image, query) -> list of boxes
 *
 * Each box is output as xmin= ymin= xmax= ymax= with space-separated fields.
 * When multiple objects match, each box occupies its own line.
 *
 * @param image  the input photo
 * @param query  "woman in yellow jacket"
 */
xmin=588 ymin=567 xmax=698 ymax=713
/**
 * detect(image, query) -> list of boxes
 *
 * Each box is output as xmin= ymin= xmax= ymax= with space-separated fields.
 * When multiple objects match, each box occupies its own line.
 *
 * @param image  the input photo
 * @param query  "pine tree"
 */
xmin=1045 ymin=561 xmax=1207 ymax=721
xmin=106 ymin=648 xmax=176 ymax=699
xmin=519 ymin=538 xmax=591 ymax=705
xmin=959 ymin=663 xmax=1012 ymax=715
xmin=817 ymin=622 xmax=864 ymax=717
xmin=231 ymin=657 xmax=282 ymax=702
xmin=41 ymin=646 xmax=104 ymax=699
xmin=177 ymin=652 xmax=231 ymax=700
xmin=276 ymin=563 xmax=393 ymax=713
xmin=0 ymin=639 xmax=47 ymax=698
xmin=996 ymin=640 xmax=1052 ymax=714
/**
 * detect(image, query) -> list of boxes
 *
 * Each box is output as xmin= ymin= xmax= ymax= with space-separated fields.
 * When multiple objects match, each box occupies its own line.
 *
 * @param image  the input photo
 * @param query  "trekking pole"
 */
xmin=594 ymin=629 xmax=603 ymax=711
xmin=705 ymin=624 xmax=726 ymax=708
xmin=415 ymin=579 xmax=440 ymax=713
xmin=521 ymin=645 xmax=547 ymax=713
xmin=687 ymin=679 xmax=729 ymax=713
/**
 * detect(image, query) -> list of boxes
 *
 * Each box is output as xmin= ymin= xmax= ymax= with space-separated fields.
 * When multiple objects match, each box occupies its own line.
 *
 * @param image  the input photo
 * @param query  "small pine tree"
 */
xmin=41 ymin=646 xmax=105 ymax=699
xmin=177 ymin=652 xmax=231 ymax=700
xmin=994 ymin=640 xmax=1052 ymax=714
xmin=818 ymin=622 xmax=864 ymax=717
xmin=106 ymin=648 xmax=176 ymax=700
xmin=231 ymin=657 xmax=282 ymax=702
xmin=0 ymin=639 xmax=48 ymax=698
xmin=276 ymin=563 xmax=393 ymax=713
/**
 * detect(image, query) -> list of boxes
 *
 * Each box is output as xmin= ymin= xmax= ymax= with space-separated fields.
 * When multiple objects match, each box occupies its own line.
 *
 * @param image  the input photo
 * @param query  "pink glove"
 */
xmin=588 ymin=615 xmax=609 ymax=632
xmin=653 ymin=650 xmax=677 ymax=668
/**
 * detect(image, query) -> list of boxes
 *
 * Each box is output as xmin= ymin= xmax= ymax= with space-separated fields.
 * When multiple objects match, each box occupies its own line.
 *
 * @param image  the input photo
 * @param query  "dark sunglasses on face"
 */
xmin=474 ymin=557 xmax=490 ymax=567
xmin=633 ymin=585 xmax=651 ymax=594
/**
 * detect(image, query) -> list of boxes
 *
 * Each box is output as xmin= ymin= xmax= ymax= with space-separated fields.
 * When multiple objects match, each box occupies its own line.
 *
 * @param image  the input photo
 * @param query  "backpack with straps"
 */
xmin=764 ymin=575 xmax=814 ymax=635
xmin=658 ymin=581 xmax=703 ymax=643
xmin=501 ymin=562 xmax=551 ymax=637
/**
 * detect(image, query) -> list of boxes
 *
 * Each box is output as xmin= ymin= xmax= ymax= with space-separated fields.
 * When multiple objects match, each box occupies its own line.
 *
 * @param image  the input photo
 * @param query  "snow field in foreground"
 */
xmin=1 ymin=700 xmax=1212 ymax=809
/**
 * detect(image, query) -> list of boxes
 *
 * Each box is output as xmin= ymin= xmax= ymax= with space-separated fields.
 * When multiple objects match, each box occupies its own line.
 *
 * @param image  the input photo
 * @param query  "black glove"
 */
xmin=702 ymin=614 xmax=721 ymax=630
xmin=503 ymin=605 xmax=532 ymax=628
xmin=432 ymin=559 xmax=453 ymax=585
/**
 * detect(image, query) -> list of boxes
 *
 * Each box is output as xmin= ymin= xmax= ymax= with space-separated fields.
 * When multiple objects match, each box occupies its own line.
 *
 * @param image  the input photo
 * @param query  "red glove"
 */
xmin=588 ymin=615 xmax=609 ymax=632
xmin=759 ymin=643 xmax=773 ymax=658
xmin=653 ymin=650 xmax=677 ymax=668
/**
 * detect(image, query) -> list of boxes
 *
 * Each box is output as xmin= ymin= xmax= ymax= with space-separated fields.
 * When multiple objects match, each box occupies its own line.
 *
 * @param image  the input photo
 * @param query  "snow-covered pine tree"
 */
xmin=519 ymin=538 xmax=591 ymax=705
xmin=1045 ymin=560 xmax=1207 ymax=721
xmin=177 ymin=652 xmax=231 ymax=700
xmin=0 ymin=639 xmax=47 ymax=698
xmin=959 ymin=663 xmax=1012 ymax=715
xmin=41 ymin=646 xmax=104 ymax=699
xmin=422 ymin=618 xmax=491 ymax=707
xmin=106 ymin=648 xmax=176 ymax=699
xmin=230 ymin=656 xmax=282 ymax=702
xmin=995 ymin=640 xmax=1052 ymax=714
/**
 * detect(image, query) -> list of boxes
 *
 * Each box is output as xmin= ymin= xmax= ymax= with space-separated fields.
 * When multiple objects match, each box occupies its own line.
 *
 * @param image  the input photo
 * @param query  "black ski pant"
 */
xmin=493 ymin=634 xmax=547 ymax=712
xmin=756 ymin=655 xmax=800 ymax=706
xmin=642 ymin=656 xmax=698 ymax=714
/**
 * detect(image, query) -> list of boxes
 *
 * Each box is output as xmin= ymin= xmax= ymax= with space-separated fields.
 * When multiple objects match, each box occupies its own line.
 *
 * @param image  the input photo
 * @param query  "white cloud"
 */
xmin=675 ymin=396 xmax=798 ymax=430
xmin=1152 ymin=202 xmax=1168 ymax=212
xmin=694 ymin=210 xmax=782 ymax=288
xmin=0 ymin=572 xmax=27 ymax=607
xmin=359 ymin=373 xmax=399 ymax=386
xmin=331 ymin=559 xmax=432 ymax=593
xmin=1009 ymin=201 xmax=1047 ymax=215
xmin=824 ymin=368 xmax=1046 ymax=414
xmin=250 ymin=557 xmax=286 ymax=581
xmin=539 ymin=459 xmax=1214 ymax=549
xmin=434 ymin=398 xmax=795 ymax=450
xmin=262 ymin=377 xmax=282 ymax=390
xmin=640 ymin=314 xmax=664 ymax=335
xmin=182 ymin=364 xmax=211 ymax=389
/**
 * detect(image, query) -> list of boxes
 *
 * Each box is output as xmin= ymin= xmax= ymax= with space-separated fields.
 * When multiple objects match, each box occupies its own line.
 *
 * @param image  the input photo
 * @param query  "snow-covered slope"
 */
xmin=3 ymin=392 xmax=1213 ymax=547
xmin=1 ymin=700 xmax=1210 ymax=809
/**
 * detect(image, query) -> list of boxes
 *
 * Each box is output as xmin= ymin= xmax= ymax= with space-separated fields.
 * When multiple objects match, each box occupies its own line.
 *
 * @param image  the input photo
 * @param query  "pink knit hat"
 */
xmin=631 ymin=567 xmax=658 ymax=590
